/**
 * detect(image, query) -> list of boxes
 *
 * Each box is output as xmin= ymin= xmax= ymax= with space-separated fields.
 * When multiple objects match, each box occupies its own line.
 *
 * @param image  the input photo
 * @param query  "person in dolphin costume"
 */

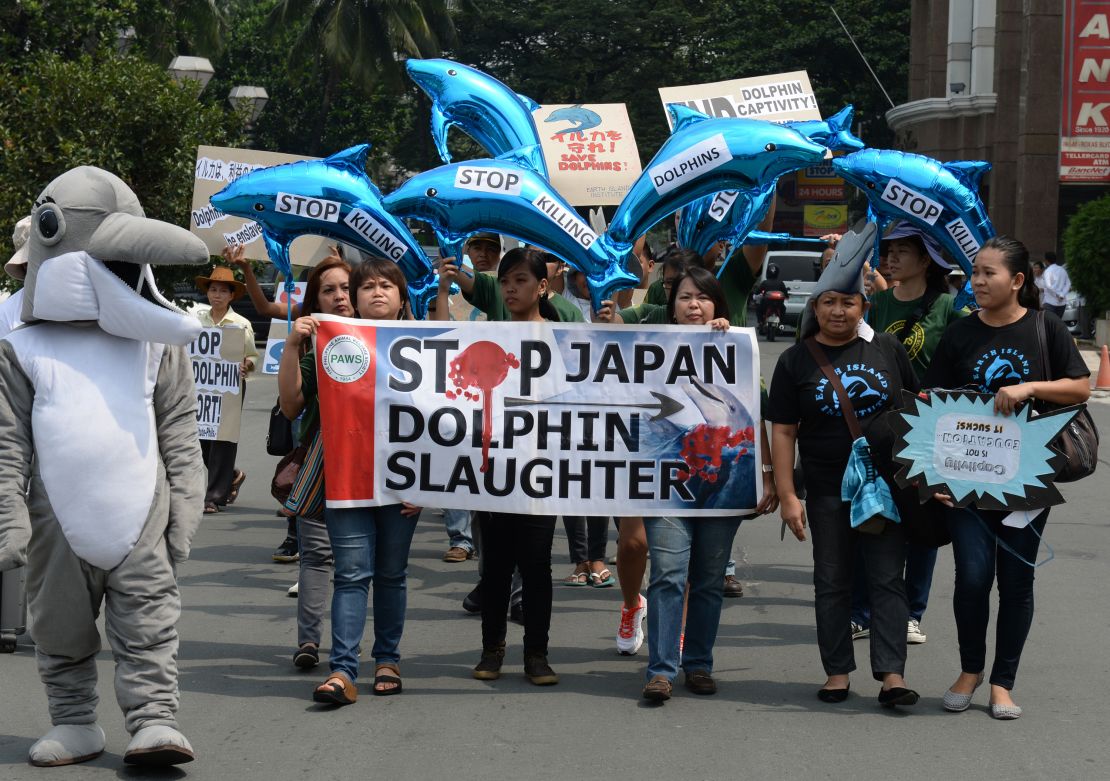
xmin=0 ymin=166 xmax=208 ymax=767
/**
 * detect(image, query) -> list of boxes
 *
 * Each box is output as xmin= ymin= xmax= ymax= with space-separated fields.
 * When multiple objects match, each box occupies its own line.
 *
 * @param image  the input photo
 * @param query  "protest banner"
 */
xmin=891 ymin=391 xmax=1081 ymax=511
xmin=658 ymin=71 xmax=822 ymax=128
xmin=188 ymin=326 xmax=247 ymax=442
xmin=537 ymin=104 xmax=643 ymax=206
xmin=190 ymin=146 xmax=333 ymax=264
xmin=313 ymin=316 xmax=762 ymax=516
xmin=802 ymin=204 xmax=848 ymax=236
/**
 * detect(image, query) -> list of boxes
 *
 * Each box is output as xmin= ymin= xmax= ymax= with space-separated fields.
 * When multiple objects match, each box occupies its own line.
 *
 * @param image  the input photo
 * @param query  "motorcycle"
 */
xmin=759 ymin=289 xmax=787 ymax=342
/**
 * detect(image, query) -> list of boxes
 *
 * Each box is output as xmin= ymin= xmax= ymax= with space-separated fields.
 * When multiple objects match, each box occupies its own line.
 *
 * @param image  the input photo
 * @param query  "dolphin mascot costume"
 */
xmin=0 ymin=167 xmax=207 ymax=767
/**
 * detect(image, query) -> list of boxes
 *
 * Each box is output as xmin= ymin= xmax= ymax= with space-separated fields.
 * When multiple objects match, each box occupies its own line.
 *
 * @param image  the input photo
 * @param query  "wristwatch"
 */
xmin=762 ymin=464 xmax=774 ymax=473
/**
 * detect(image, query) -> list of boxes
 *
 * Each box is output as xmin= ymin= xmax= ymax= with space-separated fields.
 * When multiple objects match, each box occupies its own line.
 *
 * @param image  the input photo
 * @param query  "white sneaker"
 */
xmin=850 ymin=621 xmax=870 ymax=640
xmin=907 ymin=619 xmax=927 ymax=644
xmin=287 ymin=581 xmax=299 ymax=598
xmin=616 ymin=594 xmax=647 ymax=655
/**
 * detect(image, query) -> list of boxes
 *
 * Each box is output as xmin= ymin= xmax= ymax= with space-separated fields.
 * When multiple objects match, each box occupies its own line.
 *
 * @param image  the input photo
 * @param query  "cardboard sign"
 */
xmin=891 ymin=391 xmax=1082 ymax=510
xmin=190 ymin=146 xmax=334 ymax=265
xmin=658 ymin=71 xmax=822 ymax=128
xmin=188 ymin=326 xmax=247 ymax=442
xmin=313 ymin=317 xmax=762 ymax=516
xmin=537 ymin=103 xmax=643 ymax=205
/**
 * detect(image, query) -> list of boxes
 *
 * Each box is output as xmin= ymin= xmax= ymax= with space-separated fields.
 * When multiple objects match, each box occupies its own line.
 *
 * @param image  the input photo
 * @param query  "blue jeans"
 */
xmin=444 ymin=508 xmax=473 ymax=552
xmin=325 ymin=505 xmax=417 ymax=681
xmin=644 ymin=516 xmax=741 ymax=681
xmin=946 ymin=506 xmax=1048 ymax=689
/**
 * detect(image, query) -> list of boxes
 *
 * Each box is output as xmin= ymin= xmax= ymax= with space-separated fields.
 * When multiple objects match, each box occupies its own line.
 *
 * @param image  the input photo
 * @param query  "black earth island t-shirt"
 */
xmin=767 ymin=333 xmax=919 ymax=496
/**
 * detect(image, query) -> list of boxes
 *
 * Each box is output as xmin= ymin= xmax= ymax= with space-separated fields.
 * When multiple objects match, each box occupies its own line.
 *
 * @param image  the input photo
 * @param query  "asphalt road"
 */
xmin=2 ymin=333 xmax=1109 ymax=780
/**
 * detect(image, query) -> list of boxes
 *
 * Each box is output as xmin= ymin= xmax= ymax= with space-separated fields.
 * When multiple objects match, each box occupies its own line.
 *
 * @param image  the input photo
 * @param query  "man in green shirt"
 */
xmin=432 ymin=255 xmax=585 ymax=323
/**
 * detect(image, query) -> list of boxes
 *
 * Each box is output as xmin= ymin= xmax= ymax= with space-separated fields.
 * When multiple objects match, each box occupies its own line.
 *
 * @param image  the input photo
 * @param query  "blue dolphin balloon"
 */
xmin=605 ymin=105 xmax=827 ymax=249
xmin=382 ymin=151 xmax=638 ymax=310
xmin=543 ymin=104 xmax=603 ymax=135
xmin=831 ymin=148 xmax=993 ymax=279
xmin=677 ymin=105 xmax=865 ymax=259
xmin=209 ymin=144 xmax=438 ymax=318
xmin=406 ymin=58 xmax=549 ymax=179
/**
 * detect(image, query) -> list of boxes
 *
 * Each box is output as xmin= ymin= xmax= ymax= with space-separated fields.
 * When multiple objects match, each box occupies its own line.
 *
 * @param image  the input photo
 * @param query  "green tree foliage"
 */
xmin=130 ymin=0 xmax=231 ymax=64
xmin=1063 ymin=195 xmax=1110 ymax=316
xmin=0 ymin=0 xmax=138 ymax=61
xmin=0 ymin=52 xmax=244 ymax=291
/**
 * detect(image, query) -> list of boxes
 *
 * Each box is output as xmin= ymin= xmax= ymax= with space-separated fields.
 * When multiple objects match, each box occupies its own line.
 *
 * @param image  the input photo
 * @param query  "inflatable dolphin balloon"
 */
xmin=406 ymin=58 xmax=549 ymax=179
xmin=605 ymin=106 xmax=827 ymax=250
xmin=831 ymin=148 xmax=993 ymax=279
xmin=382 ymin=151 xmax=638 ymax=310
xmin=209 ymin=144 xmax=438 ymax=318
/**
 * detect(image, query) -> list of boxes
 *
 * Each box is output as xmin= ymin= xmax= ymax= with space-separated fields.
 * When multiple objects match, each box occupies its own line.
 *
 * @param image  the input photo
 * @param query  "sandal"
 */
xmin=684 ymin=669 xmax=718 ymax=695
xmin=293 ymin=643 xmax=319 ymax=669
xmin=203 ymin=503 xmax=218 ymax=514
xmin=373 ymin=664 xmax=402 ymax=696
xmin=228 ymin=469 xmax=246 ymax=505
xmin=563 ymin=570 xmax=588 ymax=586
xmin=312 ymin=672 xmax=357 ymax=705
xmin=642 ymin=675 xmax=672 ymax=702
xmin=589 ymin=568 xmax=615 ymax=588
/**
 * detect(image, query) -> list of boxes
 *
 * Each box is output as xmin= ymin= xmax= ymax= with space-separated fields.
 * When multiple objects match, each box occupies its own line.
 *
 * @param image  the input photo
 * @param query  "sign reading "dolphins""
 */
xmin=648 ymin=133 xmax=730 ymax=195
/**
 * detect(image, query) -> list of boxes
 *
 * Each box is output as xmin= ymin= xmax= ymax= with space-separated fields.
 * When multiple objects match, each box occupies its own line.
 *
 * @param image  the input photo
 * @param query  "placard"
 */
xmin=658 ymin=71 xmax=822 ymax=128
xmin=891 ymin=391 xmax=1081 ymax=510
xmin=537 ymin=103 xmax=643 ymax=205
xmin=190 ymin=146 xmax=334 ymax=265
xmin=313 ymin=317 xmax=762 ymax=516
xmin=188 ymin=326 xmax=247 ymax=442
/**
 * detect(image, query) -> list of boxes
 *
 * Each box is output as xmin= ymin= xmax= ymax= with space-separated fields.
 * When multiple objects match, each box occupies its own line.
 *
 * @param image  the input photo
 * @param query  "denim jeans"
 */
xmin=444 ymin=508 xmax=473 ymax=552
xmin=850 ymin=543 xmax=938 ymax=625
xmin=946 ymin=506 xmax=1049 ymax=689
xmin=643 ymin=516 xmax=742 ymax=681
xmin=807 ymin=495 xmax=907 ymax=680
xmin=325 ymin=505 xmax=417 ymax=681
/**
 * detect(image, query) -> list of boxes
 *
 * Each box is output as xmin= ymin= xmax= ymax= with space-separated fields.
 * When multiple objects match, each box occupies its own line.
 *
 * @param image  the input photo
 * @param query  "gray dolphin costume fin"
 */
xmin=797 ymin=220 xmax=877 ymax=338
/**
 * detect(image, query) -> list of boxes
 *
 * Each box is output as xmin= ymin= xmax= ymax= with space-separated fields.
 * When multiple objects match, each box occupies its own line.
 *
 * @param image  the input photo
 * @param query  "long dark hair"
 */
xmin=897 ymin=233 xmax=950 ymax=295
xmin=302 ymin=255 xmax=352 ymax=317
xmin=349 ymin=257 xmax=410 ymax=319
xmin=498 ymin=247 xmax=560 ymax=322
xmin=979 ymin=235 xmax=1040 ymax=310
xmin=666 ymin=266 xmax=730 ymax=323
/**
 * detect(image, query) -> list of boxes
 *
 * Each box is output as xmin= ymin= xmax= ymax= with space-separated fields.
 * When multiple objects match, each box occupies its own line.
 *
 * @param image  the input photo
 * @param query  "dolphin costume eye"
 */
xmin=253 ymin=202 xmax=265 ymax=212
xmin=36 ymin=205 xmax=65 ymax=245
xmin=764 ymin=143 xmax=776 ymax=152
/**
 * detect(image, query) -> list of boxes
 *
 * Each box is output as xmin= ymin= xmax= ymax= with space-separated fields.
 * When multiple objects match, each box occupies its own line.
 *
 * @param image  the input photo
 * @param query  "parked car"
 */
xmin=751 ymin=250 xmax=823 ymax=330
xmin=1063 ymin=290 xmax=1091 ymax=338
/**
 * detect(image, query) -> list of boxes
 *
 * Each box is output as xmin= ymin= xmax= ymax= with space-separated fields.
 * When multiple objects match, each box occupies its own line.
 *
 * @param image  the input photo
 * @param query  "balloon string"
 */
xmin=285 ymin=277 xmax=295 ymax=334
xmin=967 ymin=507 xmax=1054 ymax=569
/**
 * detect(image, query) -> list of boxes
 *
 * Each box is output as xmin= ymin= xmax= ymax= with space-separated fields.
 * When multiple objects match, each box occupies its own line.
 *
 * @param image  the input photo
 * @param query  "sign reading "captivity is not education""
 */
xmin=313 ymin=317 xmax=763 ymax=516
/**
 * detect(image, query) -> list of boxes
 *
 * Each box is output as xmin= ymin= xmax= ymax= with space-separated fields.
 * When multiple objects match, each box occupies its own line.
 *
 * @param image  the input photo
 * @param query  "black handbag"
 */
xmin=266 ymin=400 xmax=295 ymax=456
xmin=1035 ymin=311 xmax=1099 ymax=483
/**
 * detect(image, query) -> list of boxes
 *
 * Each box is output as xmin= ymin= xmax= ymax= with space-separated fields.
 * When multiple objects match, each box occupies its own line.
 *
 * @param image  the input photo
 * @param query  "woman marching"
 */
xmin=768 ymin=231 xmax=922 ymax=709
xmin=280 ymin=258 xmax=422 ymax=705
xmin=923 ymin=236 xmax=1090 ymax=719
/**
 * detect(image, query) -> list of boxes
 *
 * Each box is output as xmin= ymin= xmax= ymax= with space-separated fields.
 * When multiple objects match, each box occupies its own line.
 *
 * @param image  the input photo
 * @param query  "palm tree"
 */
xmin=268 ymin=0 xmax=459 ymax=93
xmin=133 ymin=0 xmax=232 ymax=65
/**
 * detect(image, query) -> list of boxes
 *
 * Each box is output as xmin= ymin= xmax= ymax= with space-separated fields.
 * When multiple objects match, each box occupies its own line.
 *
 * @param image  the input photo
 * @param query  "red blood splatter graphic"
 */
xmin=677 ymin=424 xmax=756 ymax=482
xmin=444 ymin=341 xmax=520 ymax=472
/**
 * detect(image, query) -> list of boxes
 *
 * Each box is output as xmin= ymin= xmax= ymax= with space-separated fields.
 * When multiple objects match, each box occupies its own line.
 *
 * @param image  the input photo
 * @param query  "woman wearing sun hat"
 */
xmin=192 ymin=264 xmax=259 ymax=513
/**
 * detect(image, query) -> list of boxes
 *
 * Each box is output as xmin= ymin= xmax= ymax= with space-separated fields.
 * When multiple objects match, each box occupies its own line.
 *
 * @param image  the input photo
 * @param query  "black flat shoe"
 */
xmin=817 ymin=684 xmax=850 ymax=703
xmin=878 ymin=686 xmax=919 ymax=708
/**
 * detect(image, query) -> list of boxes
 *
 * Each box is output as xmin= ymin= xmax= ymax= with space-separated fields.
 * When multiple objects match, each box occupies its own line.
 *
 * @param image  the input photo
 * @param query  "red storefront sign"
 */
xmin=1061 ymin=1 xmax=1110 ymax=181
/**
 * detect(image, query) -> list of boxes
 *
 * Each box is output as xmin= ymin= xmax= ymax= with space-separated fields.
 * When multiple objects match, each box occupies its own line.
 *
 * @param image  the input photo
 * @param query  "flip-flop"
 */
xmin=589 ymin=569 xmax=615 ymax=588
xmin=373 ymin=664 xmax=403 ymax=696
xmin=203 ymin=503 xmax=218 ymax=514
xmin=228 ymin=470 xmax=246 ymax=505
xmin=563 ymin=571 xmax=589 ymax=586
xmin=313 ymin=673 xmax=357 ymax=706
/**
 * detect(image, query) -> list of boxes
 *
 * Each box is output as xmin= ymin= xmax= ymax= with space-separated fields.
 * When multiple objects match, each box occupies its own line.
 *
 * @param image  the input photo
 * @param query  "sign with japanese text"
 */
xmin=537 ymin=104 xmax=643 ymax=205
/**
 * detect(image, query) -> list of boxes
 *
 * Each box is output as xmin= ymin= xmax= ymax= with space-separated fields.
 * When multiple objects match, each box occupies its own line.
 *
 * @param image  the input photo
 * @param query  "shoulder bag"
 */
xmin=1035 ymin=310 xmax=1099 ymax=482
xmin=266 ymin=400 xmax=295 ymax=456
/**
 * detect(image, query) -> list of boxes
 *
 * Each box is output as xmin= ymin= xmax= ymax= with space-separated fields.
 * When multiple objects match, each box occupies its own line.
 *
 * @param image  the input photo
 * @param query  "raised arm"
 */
xmin=225 ymin=244 xmax=302 ymax=320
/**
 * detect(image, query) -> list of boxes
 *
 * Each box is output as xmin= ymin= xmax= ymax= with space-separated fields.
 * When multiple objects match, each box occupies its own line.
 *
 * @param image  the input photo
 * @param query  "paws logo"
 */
xmin=321 ymin=334 xmax=370 ymax=383
xmin=815 ymin=363 xmax=890 ymax=418
xmin=972 ymin=348 xmax=1029 ymax=393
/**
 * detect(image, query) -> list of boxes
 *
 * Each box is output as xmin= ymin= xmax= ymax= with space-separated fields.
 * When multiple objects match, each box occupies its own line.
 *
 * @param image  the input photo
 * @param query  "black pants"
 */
xmin=946 ymin=506 xmax=1048 ymax=689
xmin=200 ymin=439 xmax=237 ymax=506
xmin=807 ymin=495 xmax=908 ymax=680
xmin=563 ymin=516 xmax=608 ymax=563
xmin=478 ymin=512 xmax=556 ymax=653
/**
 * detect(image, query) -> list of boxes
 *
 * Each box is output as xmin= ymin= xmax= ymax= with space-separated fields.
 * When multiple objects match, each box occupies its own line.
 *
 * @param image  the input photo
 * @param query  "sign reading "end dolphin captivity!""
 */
xmin=313 ymin=317 xmax=763 ymax=516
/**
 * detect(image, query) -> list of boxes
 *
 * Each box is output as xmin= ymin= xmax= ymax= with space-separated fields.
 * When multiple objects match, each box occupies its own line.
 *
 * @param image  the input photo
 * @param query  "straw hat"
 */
xmin=195 ymin=266 xmax=246 ymax=299
xmin=6 ymin=216 xmax=31 ymax=281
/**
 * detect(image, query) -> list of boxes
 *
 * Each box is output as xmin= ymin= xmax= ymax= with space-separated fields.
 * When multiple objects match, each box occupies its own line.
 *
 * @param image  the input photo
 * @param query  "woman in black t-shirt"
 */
xmin=923 ymin=237 xmax=1090 ymax=720
xmin=768 ymin=284 xmax=921 ymax=708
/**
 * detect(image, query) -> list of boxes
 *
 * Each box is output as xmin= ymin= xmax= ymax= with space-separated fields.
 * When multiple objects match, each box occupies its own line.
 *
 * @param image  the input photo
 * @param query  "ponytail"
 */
xmin=538 ymin=293 xmax=561 ymax=322
xmin=979 ymin=236 xmax=1040 ymax=310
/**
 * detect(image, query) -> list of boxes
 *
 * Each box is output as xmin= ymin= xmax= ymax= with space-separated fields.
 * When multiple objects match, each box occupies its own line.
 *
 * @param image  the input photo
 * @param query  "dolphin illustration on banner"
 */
xmin=382 ymin=151 xmax=639 ymax=310
xmin=406 ymin=58 xmax=549 ymax=180
xmin=209 ymin=144 xmax=438 ymax=317
xmin=831 ymin=148 xmax=993 ymax=300
xmin=544 ymin=104 xmax=603 ymax=135
xmin=677 ymin=105 xmax=864 ymax=263
xmin=604 ymin=105 xmax=827 ymax=251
